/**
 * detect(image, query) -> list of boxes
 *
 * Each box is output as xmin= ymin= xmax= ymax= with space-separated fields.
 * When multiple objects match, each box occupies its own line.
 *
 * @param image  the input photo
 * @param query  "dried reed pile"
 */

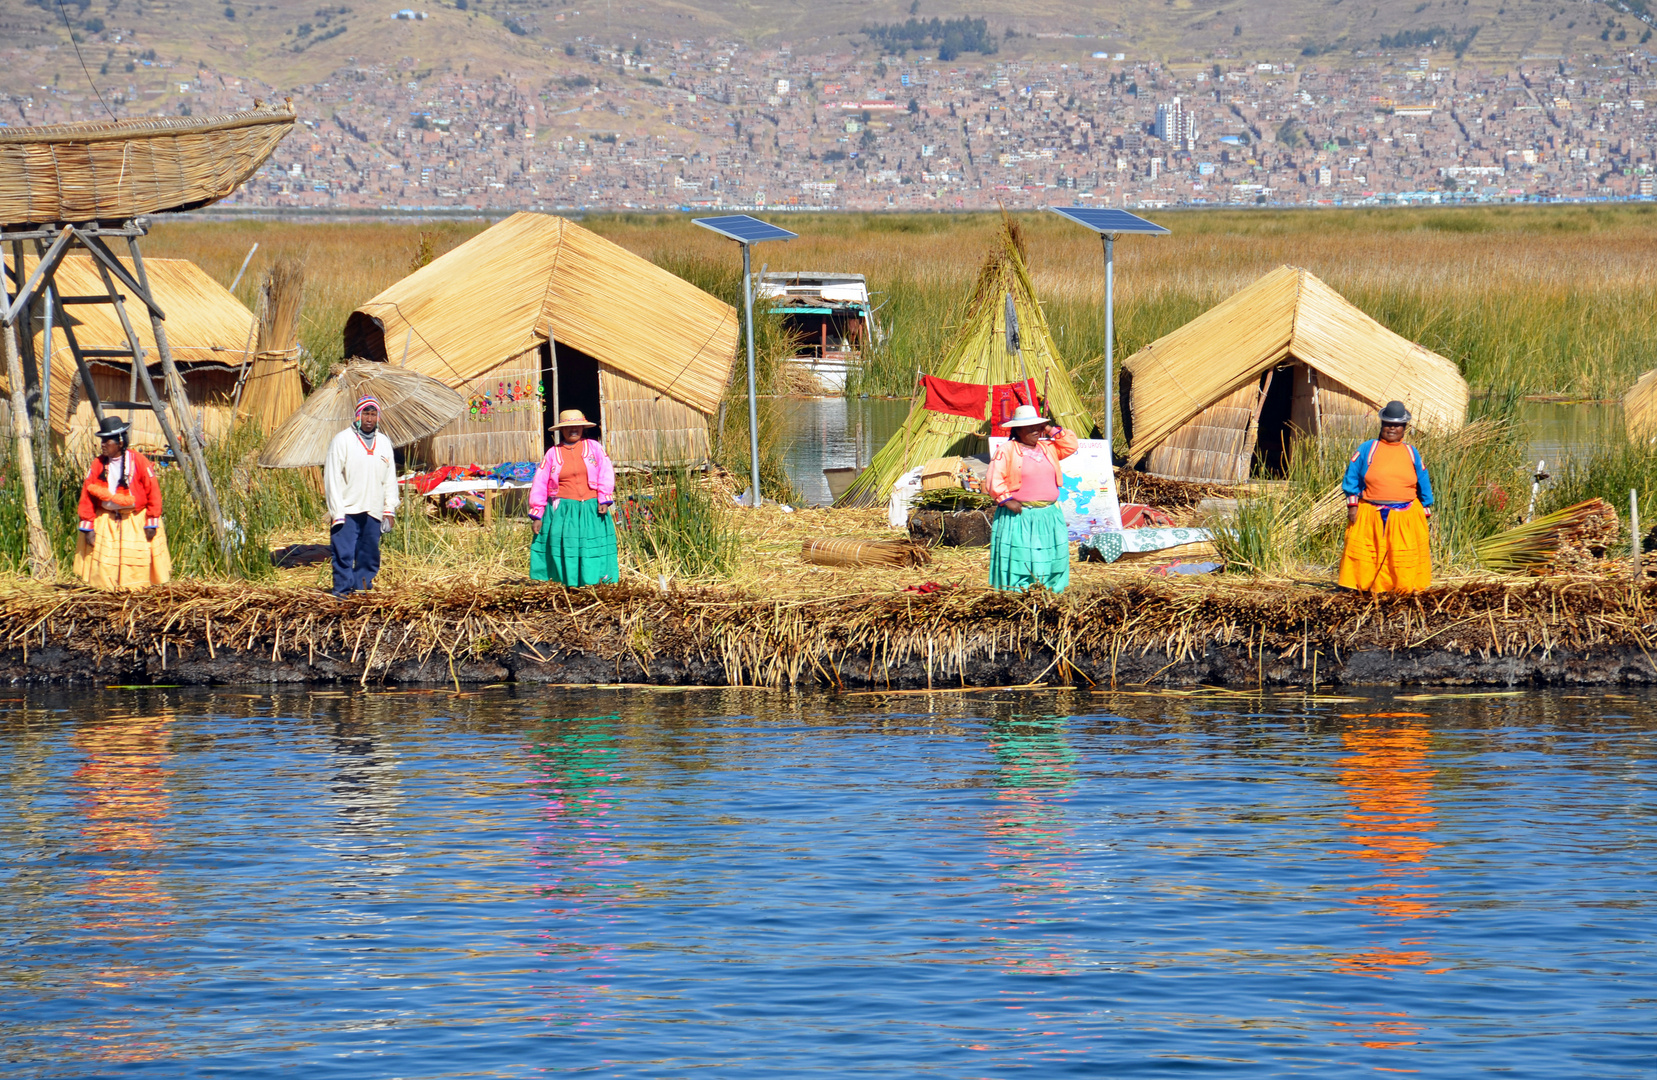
xmin=238 ymin=259 xmax=307 ymax=435
xmin=801 ymin=537 xmax=932 ymax=568
xmin=5 ymin=575 xmax=1656 ymax=689
xmin=0 ymin=103 xmax=296 ymax=224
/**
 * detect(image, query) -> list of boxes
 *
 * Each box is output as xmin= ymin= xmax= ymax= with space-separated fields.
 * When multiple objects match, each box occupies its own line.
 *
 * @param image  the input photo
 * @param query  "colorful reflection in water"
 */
xmin=526 ymin=716 xmax=630 ymax=1028
xmin=1335 ymin=724 xmax=1449 ymax=976
xmin=1328 ymin=723 xmax=1449 ymax=1057
xmin=983 ymin=718 xmax=1083 ymax=977
xmin=68 ymin=714 xmax=176 ymax=1064
xmin=1 ymin=689 xmax=1653 ymax=1078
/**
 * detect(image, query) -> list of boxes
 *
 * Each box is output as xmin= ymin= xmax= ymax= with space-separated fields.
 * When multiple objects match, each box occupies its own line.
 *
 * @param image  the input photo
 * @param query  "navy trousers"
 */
xmin=331 ymin=512 xmax=383 ymax=596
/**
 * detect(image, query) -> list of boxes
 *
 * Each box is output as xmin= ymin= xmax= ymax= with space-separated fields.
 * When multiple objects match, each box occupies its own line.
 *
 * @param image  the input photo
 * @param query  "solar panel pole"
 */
xmin=742 ymin=241 xmax=762 ymax=507
xmin=1103 ymin=233 xmax=1115 ymax=450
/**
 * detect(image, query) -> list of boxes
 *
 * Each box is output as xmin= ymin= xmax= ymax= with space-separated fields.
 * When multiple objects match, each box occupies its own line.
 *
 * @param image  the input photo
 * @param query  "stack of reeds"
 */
xmin=238 ymin=259 xmax=307 ymax=436
xmin=801 ymin=537 xmax=933 ymax=568
xmin=0 ymin=103 xmax=296 ymax=224
xmin=1474 ymin=499 xmax=1617 ymax=572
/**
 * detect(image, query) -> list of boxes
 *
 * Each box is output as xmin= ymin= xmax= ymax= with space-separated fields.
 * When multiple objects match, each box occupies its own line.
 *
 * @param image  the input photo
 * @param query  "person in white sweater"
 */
xmin=324 ymin=396 xmax=398 ymax=596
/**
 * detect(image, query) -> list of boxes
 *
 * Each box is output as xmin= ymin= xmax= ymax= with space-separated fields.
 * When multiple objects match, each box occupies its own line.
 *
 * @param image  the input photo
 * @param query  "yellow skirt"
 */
xmin=1338 ymin=501 xmax=1431 ymax=594
xmin=73 ymin=512 xmax=172 ymax=591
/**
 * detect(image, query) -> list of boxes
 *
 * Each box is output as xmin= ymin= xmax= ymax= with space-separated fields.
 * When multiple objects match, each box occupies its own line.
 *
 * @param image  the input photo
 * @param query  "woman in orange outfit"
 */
xmin=73 ymin=416 xmax=171 ymax=590
xmin=1338 ymin=400 xmax=1433 ymax=594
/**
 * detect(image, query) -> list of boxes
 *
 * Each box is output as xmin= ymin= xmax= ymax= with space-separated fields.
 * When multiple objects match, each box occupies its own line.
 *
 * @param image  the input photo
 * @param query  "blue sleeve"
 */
xmin=1413 ymin=446 xmax=1434 ymax=508
xmin=1341 ymin=441 xmax=1372 ymax=499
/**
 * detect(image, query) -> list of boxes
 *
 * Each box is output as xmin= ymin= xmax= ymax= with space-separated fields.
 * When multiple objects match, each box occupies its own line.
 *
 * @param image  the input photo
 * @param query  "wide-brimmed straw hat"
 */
xmin=1002 ymin=404 xmax=1050 ymax=429
xmin=548 ymin=408 xmax=598 ymax=430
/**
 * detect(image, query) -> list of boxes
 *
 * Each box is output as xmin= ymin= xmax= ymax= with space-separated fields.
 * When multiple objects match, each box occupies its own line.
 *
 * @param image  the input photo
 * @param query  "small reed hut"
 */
xmin=1120 ymin=266 xmax=1468 ymax=482
xmin=0 ymin=252 xmax=256 ymax=455
xmin=344 ymin=212 xmax=739 ymax=468
xmin=836 ymin=219 xmax=1096 ymax=508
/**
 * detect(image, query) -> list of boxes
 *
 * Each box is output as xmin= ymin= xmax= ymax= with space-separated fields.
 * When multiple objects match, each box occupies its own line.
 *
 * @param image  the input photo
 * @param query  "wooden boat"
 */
xmin=0 ymin=101 xmax=296 ymax=226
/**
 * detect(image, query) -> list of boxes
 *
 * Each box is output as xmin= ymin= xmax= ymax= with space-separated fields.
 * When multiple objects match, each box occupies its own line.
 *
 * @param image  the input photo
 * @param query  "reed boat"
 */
xmin=0 ymin=101 xmax=296 ymax=225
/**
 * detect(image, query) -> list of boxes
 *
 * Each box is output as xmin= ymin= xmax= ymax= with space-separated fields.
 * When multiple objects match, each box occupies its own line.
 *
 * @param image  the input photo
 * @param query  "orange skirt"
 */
xmin=73 ymin=512 xmax=172 ymax=590
xmin=1337 ymin=501 xmax=1431 ymax=594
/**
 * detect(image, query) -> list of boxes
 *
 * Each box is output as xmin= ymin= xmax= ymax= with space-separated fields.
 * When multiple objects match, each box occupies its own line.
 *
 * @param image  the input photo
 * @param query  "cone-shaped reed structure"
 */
xmin=835 ymin=220 xmax=1096 ymax=508
xmin=238 ymin=259 xmax=307 ymax=436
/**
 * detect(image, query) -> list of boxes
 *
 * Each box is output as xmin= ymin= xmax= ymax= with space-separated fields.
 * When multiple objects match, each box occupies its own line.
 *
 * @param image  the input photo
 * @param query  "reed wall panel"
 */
xmin=598 ymin=364 xmax=709 ymax=467
xmin=417 ymin=352 xmax=543 ymax=467
xmin=1144 ymin=380 xmax=1261 ymax=483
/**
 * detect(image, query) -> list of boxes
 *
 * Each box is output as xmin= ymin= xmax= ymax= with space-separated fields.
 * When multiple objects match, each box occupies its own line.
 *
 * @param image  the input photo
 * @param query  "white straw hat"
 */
xmin=547 ymin=408 xmax=598 ymax=430
xmin=1002 ymin=404 xmax=1050 ymax=428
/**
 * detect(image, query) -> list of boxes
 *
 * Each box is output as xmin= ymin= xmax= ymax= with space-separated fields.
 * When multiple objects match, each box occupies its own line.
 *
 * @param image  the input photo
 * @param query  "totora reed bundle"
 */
xmin=801 ymin=537 xmax=933 ymax=568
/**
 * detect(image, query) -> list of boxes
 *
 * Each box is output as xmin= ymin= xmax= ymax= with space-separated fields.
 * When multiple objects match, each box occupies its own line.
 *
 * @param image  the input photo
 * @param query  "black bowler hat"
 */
xmin=95 ymin=416 xmax=131 ymax=441
xmin=1379 ymin=401 xmax=1411 ymax=425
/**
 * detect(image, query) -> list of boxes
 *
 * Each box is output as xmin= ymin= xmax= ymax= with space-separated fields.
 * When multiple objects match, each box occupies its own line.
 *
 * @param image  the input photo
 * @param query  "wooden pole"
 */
xmin=1632 ymin=489 xmax=1641 ymax=582
xmin=0 ymin=271 xmax=55 ymax=580
xmin=121 ymin=232 xmax=235 ymax=572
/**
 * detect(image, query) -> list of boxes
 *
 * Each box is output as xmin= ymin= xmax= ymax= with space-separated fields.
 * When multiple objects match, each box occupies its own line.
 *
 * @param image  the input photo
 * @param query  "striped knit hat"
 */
xmin=355 ymin=395 xmax=381 ymax=417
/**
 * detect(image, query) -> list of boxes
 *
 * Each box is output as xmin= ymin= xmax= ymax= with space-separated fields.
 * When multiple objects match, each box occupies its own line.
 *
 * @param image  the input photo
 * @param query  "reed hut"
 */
xmin=1120 ymin=266 xmax=1468 ymax=483
xmin=0 ymin=252 xmax=256 ymax=454
xmin=836 ymin=220 xmax=1096 ymax=508
xmin=344 ymin=212 xmax=739 ymax=468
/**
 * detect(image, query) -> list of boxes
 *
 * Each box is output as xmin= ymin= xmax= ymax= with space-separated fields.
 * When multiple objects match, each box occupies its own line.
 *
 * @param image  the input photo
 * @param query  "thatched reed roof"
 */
xmin=836 ymin=219 xmax=1096 ymax=508
xmin=1121 ymin=266 xmax=1468 ymax=466
xmin=259 ymin=360 xmax=466 ymax=468
xmin=0 ymin=102 xmax=295 ymax=225
xmin=0 ymin=252 xmax=256 ymax=435
xmin=1625 ymin=369 xmax=1657 ymax=442
xmin=345 ymin=212 xmax=738 ymax=416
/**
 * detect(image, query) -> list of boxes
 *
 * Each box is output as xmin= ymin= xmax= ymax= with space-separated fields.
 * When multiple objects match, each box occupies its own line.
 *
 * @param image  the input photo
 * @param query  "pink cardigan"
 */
xmin=528 ymin=439 xmax=616 ymax=519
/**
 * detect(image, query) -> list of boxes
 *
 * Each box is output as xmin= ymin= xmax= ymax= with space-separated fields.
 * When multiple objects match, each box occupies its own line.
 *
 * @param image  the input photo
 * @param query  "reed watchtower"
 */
xmin=0 ymin=102 xmax=296 ymax=576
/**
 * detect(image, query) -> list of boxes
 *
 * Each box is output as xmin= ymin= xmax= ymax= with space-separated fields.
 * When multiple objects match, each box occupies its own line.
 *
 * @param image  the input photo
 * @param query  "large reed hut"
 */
xmin=0 ymin=252 xmax=256 ymax=454
xmin=1120 ymin=266 xmax=1468 ymax=483
xmin=836 ymin=220 xmax=1096 ymax=508
xmin=344 ymin=212 xmax=739 ymax=468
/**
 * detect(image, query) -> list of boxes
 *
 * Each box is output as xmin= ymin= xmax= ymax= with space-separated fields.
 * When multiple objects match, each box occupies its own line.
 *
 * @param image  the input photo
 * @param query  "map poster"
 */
xmin=988 ymin=438 xmax=1123 ymax=542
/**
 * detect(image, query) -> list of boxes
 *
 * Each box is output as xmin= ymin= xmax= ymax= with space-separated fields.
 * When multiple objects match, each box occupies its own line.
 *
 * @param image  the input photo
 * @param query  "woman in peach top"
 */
xmin=986 ymin=404 xmax=1078 ymax=593
xmin=528 ymin=409 xmax=618 ymax=586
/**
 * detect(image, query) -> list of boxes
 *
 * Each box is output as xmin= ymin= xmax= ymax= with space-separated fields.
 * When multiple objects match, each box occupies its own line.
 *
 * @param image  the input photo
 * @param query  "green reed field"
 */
xmin=147 ymin=202 xmax=1657 ymax=405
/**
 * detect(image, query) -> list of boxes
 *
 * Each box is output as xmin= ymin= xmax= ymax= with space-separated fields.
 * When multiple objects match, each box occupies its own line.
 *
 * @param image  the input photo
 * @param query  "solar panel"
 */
xmin=692 ymin=215 xmax=799 ymax=245
xmin=1047 ymin=206 xmax=1170 ymax=236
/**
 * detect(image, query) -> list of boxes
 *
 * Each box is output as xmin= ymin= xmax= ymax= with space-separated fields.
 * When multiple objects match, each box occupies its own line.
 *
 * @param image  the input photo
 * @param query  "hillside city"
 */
xmin=6 ymin=29 xmax=1657 ymax=210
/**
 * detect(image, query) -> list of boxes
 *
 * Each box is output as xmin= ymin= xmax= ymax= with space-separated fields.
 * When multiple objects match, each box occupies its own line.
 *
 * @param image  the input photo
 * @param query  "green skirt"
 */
xmin=989 ymin=502 xmax=1071 ymax=593
xmin=530 ymin=498 xmax=619 ymax=586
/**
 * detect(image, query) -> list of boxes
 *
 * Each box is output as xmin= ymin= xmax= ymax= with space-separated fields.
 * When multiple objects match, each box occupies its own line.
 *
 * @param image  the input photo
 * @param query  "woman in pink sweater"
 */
xmin=528 ymin=409 xmax=618 ymax=585
xmin=986 ymin=405 xmax=1078 ymax=592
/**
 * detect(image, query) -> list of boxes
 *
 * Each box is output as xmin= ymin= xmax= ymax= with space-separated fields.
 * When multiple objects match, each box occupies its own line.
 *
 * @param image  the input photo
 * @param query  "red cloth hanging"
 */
xmin=989 ymin=379 xmax=1042 ymax=437
xmin=921 ymin=374 xmax=989 ymax=419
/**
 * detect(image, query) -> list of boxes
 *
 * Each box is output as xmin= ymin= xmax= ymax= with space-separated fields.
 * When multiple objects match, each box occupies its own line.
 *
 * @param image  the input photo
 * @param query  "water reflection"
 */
xmin=68 ymin=713 xmax=176 ymax=1064
xmin=526 ymin=716 xmax=629 ymax=1026
xmin=983 ymin=718 xmax=1083 ymax=977
xmin=1327 ymin=724 xmax=1446 ymax=1057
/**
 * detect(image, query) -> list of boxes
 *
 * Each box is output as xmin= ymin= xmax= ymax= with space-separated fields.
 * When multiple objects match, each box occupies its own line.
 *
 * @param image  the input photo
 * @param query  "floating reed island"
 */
xmin=7 ymin=575 xmax=1657 ymax=689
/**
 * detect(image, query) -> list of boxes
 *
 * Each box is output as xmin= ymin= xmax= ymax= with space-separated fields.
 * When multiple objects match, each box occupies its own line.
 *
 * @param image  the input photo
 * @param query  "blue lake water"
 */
xmin=2 ymin=687 xmax=1654 ymax=1077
